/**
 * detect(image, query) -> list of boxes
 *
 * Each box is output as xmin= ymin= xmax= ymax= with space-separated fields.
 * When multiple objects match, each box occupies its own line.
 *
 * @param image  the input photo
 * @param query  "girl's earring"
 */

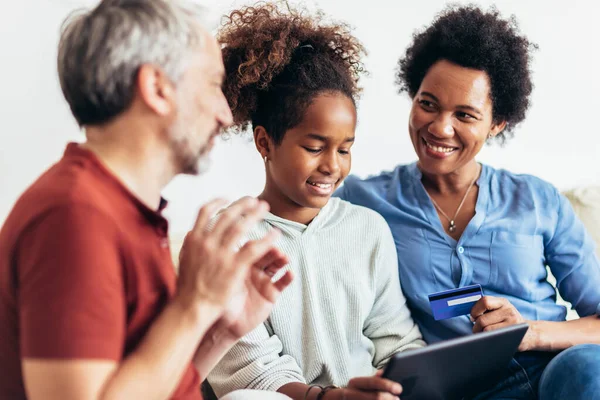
xmin=263 ymin=156 xmax=268 ymax=163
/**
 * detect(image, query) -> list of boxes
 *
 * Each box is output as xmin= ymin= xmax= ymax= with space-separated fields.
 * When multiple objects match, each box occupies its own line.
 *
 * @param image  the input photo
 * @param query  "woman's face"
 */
xmin=259 ymin=92 xmax=357 ymax=213
xmin=409 ymin=59 xmax=505 ymax=176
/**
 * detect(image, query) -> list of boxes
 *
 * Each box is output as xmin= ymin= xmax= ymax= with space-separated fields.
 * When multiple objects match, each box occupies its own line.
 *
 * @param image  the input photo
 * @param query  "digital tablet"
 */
xmin=383 ymin=323 xmax=528 ymax=400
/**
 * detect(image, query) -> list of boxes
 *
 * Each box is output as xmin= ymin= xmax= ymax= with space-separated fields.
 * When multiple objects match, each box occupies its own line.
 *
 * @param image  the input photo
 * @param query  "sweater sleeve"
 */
xmin=207 ymin=323 xmax=306 ymax=397
xmin=364 ymin=219 xmax=426 ymax=369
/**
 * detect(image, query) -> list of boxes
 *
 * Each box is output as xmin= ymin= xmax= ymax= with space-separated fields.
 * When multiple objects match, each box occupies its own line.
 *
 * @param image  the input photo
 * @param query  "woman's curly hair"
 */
xmin=218 ymin=1 xmax=366 ymax=144
xmin=397 ymin=5 xmax=537 ymax=142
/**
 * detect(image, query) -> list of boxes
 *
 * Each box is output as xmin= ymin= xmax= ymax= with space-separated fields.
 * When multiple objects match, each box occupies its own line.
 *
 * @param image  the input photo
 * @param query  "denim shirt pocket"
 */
xmin=490 ymin=231 xmax=546 ymax=299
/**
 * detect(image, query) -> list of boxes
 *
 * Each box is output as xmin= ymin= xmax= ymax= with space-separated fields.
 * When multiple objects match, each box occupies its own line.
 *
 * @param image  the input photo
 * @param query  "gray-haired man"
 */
xmin=0 ymin=1 xmax=292 ymax=399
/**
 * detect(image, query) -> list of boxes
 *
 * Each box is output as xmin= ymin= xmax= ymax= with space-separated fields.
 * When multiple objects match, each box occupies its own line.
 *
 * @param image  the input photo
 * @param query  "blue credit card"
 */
xmin=429 ymin=284 xmax=483 ymax=321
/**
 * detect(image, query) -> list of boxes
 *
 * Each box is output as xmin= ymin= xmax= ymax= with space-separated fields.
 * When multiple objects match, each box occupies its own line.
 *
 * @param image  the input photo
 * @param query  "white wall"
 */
xmin=1 ymin=0 xmax=599 ymax=235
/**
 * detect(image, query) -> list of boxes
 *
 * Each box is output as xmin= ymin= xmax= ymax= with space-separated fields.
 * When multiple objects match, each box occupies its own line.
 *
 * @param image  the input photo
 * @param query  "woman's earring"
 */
xmin=263 ymin=156 xmax=268 ymax=163
xmin=487 ymin=133 xmax=493 ymax=140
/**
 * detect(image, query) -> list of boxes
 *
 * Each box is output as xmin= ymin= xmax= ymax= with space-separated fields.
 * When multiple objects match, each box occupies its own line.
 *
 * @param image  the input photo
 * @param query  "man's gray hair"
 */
xmin=58 ymin=0 xmax=210 ymax=127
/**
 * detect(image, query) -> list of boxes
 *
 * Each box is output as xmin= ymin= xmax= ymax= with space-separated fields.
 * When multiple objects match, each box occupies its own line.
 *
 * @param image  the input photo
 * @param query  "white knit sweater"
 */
xmin=208 ymin=198 xmax=425 ymax=397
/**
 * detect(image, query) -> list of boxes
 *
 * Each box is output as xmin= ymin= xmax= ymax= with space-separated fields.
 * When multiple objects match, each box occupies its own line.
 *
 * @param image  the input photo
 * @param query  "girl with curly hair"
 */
xmin=337 ymin=5 xmax=600 ymax=400
xmin=206 ymin=3 xmax=424 ymax=399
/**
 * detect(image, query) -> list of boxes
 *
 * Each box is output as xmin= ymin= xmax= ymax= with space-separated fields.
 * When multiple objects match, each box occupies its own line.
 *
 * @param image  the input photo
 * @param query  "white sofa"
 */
xmin=169 ymin=187 xmax=600 ymax=321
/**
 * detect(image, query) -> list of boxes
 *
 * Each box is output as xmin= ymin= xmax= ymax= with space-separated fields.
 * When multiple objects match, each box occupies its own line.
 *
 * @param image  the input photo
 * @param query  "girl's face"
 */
xmin=409 ymin=59 xmax=505 ymax=177
xmin=257 ymin=92 xmax=357 ymax=220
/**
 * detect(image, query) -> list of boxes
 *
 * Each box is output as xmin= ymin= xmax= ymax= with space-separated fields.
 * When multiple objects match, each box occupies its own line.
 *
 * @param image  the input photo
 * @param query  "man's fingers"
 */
xmin=211 ymin=197 xmax=265 ymax=241
xmin=220 ymin=202 xmax=272 ymax=249
xmin=273 ymin=270 xmax=294 ymax=292
xmin=256 ymin=248 xmax=288 ymax=276
xmin=347 ymin=376 xmax=402 ymax=395
xmin=190 ymin=198 xmax=228 ymax=237
xmin=236 ymin=229 xmax=281 ymax=266
xmin=249 ymin=265 xmax=290 ymax=303
xmin=251 ymin=248 xmax=282 ymax=272
xmin=210 ymin=196 xmax=258 ymax=237
xmin=264 ymin=264 xmax=285 ymax=277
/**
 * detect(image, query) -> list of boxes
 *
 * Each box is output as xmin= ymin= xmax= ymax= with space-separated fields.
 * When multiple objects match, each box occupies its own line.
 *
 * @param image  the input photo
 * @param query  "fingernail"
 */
xmin=469 ymin=315 xmax=475 ymax=322
xmin=393 ymin=383 xmax=402 ymax=393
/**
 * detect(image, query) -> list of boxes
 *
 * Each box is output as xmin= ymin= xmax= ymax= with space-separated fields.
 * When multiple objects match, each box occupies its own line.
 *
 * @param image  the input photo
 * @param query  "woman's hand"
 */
xmin=470 ymin=296 xmax=537 ymax=351
xmin=323 ymin=370 xmax=403 ymax=400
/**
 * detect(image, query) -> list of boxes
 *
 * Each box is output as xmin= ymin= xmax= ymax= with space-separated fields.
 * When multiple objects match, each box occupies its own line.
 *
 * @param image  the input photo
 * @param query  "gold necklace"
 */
xmin=427 ymin=167 xmax=480 ymax=233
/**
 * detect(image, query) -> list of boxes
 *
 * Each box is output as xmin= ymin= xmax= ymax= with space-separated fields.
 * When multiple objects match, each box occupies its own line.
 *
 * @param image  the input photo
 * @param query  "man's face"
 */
xmin=169 ymin=30 xmax=233 ymax=175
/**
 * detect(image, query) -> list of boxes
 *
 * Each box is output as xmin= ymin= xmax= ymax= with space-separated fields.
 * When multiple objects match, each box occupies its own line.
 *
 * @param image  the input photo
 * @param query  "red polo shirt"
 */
xmin=0 ymin=144 xmax=201 ymax=399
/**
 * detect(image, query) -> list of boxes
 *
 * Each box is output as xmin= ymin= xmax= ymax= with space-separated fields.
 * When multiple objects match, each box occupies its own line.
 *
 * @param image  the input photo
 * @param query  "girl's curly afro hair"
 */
xmin=218 ymin=1 xmax=366 ymax=144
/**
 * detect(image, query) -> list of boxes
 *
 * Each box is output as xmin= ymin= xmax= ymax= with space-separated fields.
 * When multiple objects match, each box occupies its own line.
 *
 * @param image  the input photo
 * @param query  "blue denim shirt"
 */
xmin=335 ymin=162 xmax=600 ymax=344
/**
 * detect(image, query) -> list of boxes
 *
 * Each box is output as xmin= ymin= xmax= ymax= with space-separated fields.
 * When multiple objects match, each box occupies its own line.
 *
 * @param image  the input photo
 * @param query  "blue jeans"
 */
xmin=469 ymin=344 xmax=600 ymax=400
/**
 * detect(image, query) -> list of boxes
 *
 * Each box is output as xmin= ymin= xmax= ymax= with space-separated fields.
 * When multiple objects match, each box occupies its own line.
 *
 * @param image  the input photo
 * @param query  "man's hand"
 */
xmin=324 ymin=370 xmax=403 ymax=400
xmin=470 ymin=296 xmax=536 ymax=351
xmin=212 ymin=245 xmax=294 ymax=339
xmin=175 ymin=197 xmax=277 ymax=320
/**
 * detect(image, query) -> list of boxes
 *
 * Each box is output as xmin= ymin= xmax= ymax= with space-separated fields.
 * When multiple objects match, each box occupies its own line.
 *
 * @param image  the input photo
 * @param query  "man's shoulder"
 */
xmin=2 ymin=159 xmax=122 ymax=240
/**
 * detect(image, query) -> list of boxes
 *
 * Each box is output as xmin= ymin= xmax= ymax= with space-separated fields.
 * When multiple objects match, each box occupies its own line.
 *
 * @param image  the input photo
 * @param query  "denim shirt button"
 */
xmin=457 ymin=246 xmax=465 ymax=254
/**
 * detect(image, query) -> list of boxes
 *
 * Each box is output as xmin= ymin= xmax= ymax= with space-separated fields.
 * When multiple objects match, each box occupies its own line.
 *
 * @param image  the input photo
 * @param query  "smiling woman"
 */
xmin=336 ymin=5 xmax=600 ymax=400
xmin=205 ymin=2 xmax=425 ymax=400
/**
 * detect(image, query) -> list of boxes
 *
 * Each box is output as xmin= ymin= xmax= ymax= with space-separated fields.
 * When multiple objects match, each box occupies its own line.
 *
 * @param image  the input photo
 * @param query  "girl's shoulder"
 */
xmin=329 ymin=198 xmax=392 ymax=237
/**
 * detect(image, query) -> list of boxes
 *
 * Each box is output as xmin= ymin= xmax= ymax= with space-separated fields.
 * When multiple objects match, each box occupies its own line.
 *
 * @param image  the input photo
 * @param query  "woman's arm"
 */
xmin=536 ymin=190 xmax=600 ymax=350
xmin=472 ymin=189 xmax=600 ymax=352
xmin=546 ymin=191 xmax=600 ymax=319
xmin=529 ymin=315 xmax=600 ymax=351
xmin=470 ymin=296 xmax=600 ymax=351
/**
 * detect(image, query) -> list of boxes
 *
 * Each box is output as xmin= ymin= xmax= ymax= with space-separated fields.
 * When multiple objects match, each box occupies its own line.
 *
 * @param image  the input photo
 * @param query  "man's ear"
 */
xmin=489 ymin=119 xmax=507 ymax=139
xmin=136 ymin=64 xmax=176 ymax=116
xmin=254 ymin=126 xmax=273 ymax=160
